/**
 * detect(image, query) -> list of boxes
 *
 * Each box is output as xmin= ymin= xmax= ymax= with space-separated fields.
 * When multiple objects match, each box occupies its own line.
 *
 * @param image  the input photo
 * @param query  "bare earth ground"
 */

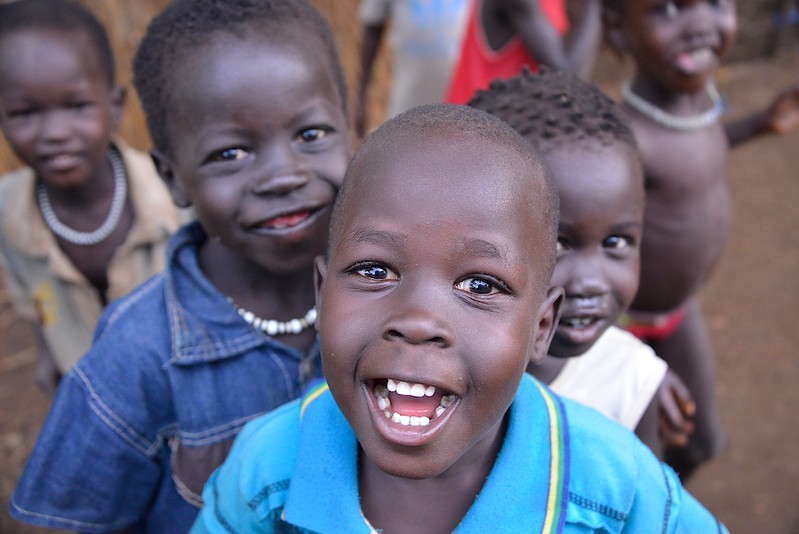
xmin=1 ymin=48 xmax=798 ymax=534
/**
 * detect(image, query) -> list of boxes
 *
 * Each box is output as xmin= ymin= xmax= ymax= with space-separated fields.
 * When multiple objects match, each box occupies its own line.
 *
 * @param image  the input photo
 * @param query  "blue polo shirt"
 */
xmin=193 ymin=375 xmax=728 ymax=533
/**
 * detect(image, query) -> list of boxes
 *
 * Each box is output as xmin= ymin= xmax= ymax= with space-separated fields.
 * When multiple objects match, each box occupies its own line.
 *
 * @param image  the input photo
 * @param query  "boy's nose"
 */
xmin=39 ymin=109 xmax=71 ymax=142
xmin=563 ymin=256 xmax=609 ymax=298
xmin=683 ymin=3 xmax=716 ymax=40
xmin=251 ymin=173 xmax=310 ymax=195
xmin=382 ymin=282 xmax=452 ymax=348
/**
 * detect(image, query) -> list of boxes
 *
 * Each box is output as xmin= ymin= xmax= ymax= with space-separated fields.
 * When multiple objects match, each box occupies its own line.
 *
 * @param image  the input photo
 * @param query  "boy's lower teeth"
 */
xmin=373 ymin=382 xmax=455 ymax=427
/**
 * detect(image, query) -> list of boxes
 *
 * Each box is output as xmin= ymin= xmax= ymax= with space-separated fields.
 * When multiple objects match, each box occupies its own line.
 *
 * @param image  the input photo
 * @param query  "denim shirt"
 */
xmin=11 ymin=222 xmax=322 ymax=533
xmin=193 ymin=375 xmax=727 ymax=534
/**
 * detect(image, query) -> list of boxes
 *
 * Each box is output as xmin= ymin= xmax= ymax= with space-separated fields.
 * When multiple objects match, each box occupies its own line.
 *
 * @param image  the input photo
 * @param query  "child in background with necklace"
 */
xmin=10 ymin=0 xmax=350 ymax=531
xmin=0 ymin=0 xmax=181 ymax=393
xmin=602 ymin=0 xmax=799 ymax=479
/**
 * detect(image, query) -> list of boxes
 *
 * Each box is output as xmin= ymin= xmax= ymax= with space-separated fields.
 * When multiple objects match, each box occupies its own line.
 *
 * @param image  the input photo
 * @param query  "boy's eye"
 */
xmin=556 ymin=238 xmax=568 ymax=255
xmin=207 ymin=147 xmax=249 ymax=163
xmin=68 ymin=101 xmax=93 ymax=111
xmin=354 ymin=264 xmax=398 ymax=281
xmin=297 ymin=127 xmax=329 ymax=143
xmin=454 ymin=276 xmax=507 ymax=295
xmin=603 ymin=235 xmax=633 ymax=250
xmin=6 ymin=107 xmax=36 ymax=119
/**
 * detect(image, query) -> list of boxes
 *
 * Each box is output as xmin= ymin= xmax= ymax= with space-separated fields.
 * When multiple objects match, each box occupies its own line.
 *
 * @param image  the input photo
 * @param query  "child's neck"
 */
xmin=199 ymin=239 xmax=316 ymax=311
xmin=628 ymin=73 xmax=717 ymax=114
xmin=527 ymin=354 xmax=568 ymax=384
xmin=358 ymin=416 xmax=507 ymax=534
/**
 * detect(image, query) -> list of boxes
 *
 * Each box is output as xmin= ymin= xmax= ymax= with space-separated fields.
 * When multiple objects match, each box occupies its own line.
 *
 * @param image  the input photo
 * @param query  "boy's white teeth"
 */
xmin=374 ymin=381 xmax=457 ymax=426
xmin=387 ymin=379 xmax=436 ymax=397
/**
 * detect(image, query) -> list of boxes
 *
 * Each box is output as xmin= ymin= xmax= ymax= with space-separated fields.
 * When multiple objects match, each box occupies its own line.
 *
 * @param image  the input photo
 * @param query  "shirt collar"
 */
xmin=164 ymin=222 xmax=313 ymax=365
xmin=284 ymin=375 xmax=570 ymax=533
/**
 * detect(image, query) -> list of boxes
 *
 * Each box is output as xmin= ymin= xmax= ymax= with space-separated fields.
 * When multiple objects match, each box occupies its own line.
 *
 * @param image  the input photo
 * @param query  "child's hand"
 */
xmin=766 ymin=85 xmax=799 ymax=135
xmin=658 ymin=369 xmax=696 ymax=448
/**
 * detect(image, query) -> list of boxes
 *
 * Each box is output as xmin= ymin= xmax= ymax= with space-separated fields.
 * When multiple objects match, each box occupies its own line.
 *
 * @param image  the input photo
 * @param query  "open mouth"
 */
xmin=559 ymin=316 xmax=601 ymax=329
xmin=675 ymin=48 xmax=716 ymax=74
xmin=372 ymin=379 xmax=457 ymax=427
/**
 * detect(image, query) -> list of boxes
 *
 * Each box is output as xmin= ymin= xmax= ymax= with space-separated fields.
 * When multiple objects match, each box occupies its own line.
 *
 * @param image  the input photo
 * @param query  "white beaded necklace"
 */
xmin=37 ymin=147 xmax=127 ymax=246
xmin=621 ymin=81 xmax=723 ymax=131
xmin=229 ymin=299 xmax=317 ymax=336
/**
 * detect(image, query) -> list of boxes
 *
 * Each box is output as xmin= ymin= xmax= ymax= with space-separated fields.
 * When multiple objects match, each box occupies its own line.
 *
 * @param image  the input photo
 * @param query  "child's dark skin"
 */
xmin=154 ymin=28 xmax=350 ymax=354
xmin=604 ymin=0 xmax=799 ymax=477
xmin=0 ymin=27 xmax=129 ymax=390
xmin=315 ymin=122 xmax=561 ymax=533
xmin=482 ymin=0 xmax=602 ymax=78
xmin=526 ymin=138 xmax=670 ymax=452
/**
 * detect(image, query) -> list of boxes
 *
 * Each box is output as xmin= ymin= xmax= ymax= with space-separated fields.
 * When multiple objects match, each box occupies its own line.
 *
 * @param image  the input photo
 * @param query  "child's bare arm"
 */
xmin=497 ymin=0 xmax=601 ymax=78
xmin=657 ymin=368 xmax=696 ymax=449
xmin=634 ymin=396 xmax=663 ymax=459
xmin=726 ymin=84 xmax=799 ymax=147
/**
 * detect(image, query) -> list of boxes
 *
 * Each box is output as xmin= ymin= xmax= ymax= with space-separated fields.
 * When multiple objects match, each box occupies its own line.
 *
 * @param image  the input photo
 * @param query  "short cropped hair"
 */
xmin=0 ymin=0 xmax=115 ymax=86
xmin=468 ymin=68 xmax=637 ymax=153
xmin=133 ymin=0 xmax=348 ymax=154
xmin=333 ymin=103 xmax=560 ymax=276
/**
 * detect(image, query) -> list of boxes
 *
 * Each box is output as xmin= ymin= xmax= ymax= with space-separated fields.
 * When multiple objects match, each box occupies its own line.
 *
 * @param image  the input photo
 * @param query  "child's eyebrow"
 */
xmin=456 ymin=238 xmax=508 ymax=263
xmin=347 ymin=227 xmax=407 ymax=248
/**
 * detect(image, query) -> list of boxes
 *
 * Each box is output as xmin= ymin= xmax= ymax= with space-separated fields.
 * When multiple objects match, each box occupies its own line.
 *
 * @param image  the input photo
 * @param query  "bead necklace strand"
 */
xmin=621 ymin=81 xmax=723 ymax=131
xmin=37 ymin=147 xmax=127 ymax=246
xmin=228 ymin=298 xmax=317 ymax=336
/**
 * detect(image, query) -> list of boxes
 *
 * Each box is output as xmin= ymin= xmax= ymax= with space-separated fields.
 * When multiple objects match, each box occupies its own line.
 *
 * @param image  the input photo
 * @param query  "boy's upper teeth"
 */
xmin=387 ymin=378 xmax=436 ymax=397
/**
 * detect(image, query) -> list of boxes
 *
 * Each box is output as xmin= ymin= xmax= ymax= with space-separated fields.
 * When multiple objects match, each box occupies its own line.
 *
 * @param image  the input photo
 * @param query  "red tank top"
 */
xmin=446 ymin=0 xmax=568 ymax=104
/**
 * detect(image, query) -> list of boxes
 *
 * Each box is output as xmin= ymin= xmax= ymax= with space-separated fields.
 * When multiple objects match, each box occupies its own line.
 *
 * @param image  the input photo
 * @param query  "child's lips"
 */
xmin=254 ymin=206 xmax=322 ymax=231
xmin=557 ymin=314 xmax=607 ymax=345
xmin=674 ymin=47 xmax=716 ymax=75
xmin=41 ymin=152 xmax=82 ymax=173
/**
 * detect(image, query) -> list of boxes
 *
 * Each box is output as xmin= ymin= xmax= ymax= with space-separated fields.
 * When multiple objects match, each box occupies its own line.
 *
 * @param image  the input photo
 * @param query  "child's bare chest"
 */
xmin=57 ymin=206 xmax=133 ymax=301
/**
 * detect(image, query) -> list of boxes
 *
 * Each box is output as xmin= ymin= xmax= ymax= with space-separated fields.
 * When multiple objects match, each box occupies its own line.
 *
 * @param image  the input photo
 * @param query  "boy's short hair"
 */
xmin=468 ymin=68 xmax=637 ymax=154
xmin=133 ymin=0 xmax=348 ymax=154
xmin=332 ymin=103 xmax=560 ymax=275
xmin=0 ymin=0 xmax=115 ymax=86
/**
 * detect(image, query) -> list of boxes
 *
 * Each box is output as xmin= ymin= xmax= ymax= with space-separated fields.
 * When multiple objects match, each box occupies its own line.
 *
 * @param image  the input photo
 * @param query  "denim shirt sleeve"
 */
xmin=9 ymin=296 xmax=178 ymax=534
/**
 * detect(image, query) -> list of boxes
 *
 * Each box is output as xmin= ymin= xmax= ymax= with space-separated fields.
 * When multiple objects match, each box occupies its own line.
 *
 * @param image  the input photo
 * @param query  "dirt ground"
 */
xmin=1 ymin=23 xmax=799 ymax=534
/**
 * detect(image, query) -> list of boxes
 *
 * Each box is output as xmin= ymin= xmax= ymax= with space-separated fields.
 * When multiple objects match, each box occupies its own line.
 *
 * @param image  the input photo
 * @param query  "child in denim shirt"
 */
xmin=10 ymin=0 xmax=350 ymax=531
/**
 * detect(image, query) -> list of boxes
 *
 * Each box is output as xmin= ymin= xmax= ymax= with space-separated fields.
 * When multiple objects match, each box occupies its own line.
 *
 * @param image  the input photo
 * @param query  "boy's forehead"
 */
xmin=338 ymin=129 xmax=550 ymax=242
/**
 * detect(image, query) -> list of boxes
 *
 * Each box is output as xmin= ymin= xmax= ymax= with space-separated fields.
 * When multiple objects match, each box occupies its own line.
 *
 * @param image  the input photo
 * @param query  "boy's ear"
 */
xmin=109 ymin=85 xmax=127 ymax=130
xmin=151 ymin=149 xmax=191 ymax=208
xmin=602 ymin=8 xmax=628 ymax=58
xmin=528 ymin=286 xmax=563 ymax=366
xmin=313 ymin=255 xmax=328 ymax=332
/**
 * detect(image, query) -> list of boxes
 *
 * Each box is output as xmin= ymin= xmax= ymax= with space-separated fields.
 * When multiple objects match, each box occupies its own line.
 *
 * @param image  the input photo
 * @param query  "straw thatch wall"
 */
xmin=0 ymin=0 xmax=389 ymax=174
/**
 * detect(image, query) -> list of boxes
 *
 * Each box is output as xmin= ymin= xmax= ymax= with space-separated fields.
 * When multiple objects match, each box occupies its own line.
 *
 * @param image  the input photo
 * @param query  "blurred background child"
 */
xmin=446 ymin=0 xmax=602 ymax=104
xmin=355 ymin=0 xmax=469 ymax=137
xmin=0 ymin=0 xmax=181 ymax=394
xmin=10 ymin=0 xmax=350 ymax=531
xmin=602 ymin=0 xmax=799 ymax=479
xmin=470 ymin=68 xmax=695 ymax=456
